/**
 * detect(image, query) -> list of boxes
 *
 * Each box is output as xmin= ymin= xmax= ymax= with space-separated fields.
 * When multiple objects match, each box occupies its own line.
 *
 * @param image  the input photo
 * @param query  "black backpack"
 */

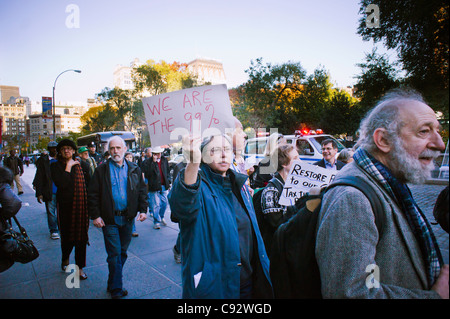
xmin=270 ymin=175 xmax=384 ymax=299
xmin=252 ymin=176 xmax=287 ymax=256
xmin=433 ymin=186 xmax=449 ymax=234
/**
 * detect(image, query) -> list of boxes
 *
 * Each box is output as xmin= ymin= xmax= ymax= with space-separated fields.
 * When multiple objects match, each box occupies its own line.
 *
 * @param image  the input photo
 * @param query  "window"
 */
xmin=296 ymin=139 xmax=314 ymax=156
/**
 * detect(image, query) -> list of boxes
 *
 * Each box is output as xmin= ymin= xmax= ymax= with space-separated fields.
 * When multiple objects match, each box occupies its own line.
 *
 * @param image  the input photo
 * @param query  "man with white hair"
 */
xmin=315 ymin=89 xmax=448 ymax=299
xmin=88 ymin=136 xmax=148 ymax=299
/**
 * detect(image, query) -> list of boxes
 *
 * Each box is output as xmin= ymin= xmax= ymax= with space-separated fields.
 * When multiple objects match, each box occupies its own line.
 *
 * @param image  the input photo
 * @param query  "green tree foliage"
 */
xmin=353 ymin=48 xmax=401 ymax=112
xmin=357 ymin=0 xmax=449 ymax=113
xmin=234 ymin=59 xmax=360 ymax=136
xmin=319 ymin=90 xmax=362 ymax=136
xmin=132 ymin=60 xmax=198 ymax=96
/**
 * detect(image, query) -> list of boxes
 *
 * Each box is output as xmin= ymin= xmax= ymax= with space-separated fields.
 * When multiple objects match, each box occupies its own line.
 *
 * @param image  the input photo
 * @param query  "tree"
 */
xmin=81 ymin=104 xmax=117 ymax=133
xmin=236 ymin=58 xmax=307 ymax=132
xmin=293 ymin=66 xmax=334 ymax=130
xmin=353 ymin=48 xmax=401 ymax=112
xmin=319 ymin=90 xmax=362 ymax=136
xmin=357 ymin=0 xmax=449 ymax=113
xmin=132 ymin=60 xmax=198 ymax=96
xmin=96 ymin=87 xmax=134 ymax=131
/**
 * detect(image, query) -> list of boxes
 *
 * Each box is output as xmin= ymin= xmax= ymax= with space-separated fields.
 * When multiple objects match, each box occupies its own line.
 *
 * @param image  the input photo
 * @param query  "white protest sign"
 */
xmin=142 ymin=84 xmax=235 ymax=147
xmin=278 ymin=160 xmax=338 ymax=206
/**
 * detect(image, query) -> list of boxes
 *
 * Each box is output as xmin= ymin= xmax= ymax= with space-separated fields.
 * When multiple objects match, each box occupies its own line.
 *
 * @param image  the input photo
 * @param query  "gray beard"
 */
xmin=388 ymin=138 xmax=439 ymax=184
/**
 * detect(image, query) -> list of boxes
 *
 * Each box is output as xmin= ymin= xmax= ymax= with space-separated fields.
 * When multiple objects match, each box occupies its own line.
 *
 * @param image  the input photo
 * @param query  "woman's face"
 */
xmin=203 ymin=136 xmax=233 ymax=176
xmin=60 ymin=146 xmax=75 ymax=161
xmin=284 ymin=148 xmax=299 ymax=172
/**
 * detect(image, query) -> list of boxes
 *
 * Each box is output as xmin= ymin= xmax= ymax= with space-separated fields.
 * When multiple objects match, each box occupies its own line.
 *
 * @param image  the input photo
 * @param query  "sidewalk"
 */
xmin=0 ymin=165 xmax=182 ymax=299
xmin=0 ymin=165 xmax=448 ymax=299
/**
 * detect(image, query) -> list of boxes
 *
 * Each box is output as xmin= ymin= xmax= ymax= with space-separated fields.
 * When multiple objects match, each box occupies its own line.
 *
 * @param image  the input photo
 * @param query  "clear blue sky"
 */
xmin=0 ymin=0 xmax=393 ymax=104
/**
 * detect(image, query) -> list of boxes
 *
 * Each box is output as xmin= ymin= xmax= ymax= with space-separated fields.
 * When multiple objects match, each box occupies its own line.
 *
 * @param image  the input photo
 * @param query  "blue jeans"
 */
xmin=148 ymin=186 xmax=168 ymax=224
xmin=45 ymin=194 xmax=59 ymax=234
xmin=102 ymin=216 xmax=133 ymax=292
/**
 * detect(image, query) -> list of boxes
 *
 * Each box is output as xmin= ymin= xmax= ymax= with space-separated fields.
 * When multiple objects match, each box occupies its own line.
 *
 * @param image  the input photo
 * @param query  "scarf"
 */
xmin=70 ymin=164 xmax=89 ymax=243
xmin=354 ymin=148 xmax=442 ymax=286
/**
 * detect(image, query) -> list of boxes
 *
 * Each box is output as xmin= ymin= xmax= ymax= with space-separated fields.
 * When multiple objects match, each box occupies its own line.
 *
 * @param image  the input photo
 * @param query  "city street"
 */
xmin=0 ymin=164 xmax=448 ymax=299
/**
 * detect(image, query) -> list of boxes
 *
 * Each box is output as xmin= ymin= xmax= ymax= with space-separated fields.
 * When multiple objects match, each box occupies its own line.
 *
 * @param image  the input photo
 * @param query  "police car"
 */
xmin=243 ymin=129 xmax=346 ymax=165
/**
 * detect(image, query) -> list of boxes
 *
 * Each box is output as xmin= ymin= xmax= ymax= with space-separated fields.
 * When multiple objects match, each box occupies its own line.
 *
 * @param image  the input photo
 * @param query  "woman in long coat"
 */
xmin=50 ymin=139 xmax=89 ymax=280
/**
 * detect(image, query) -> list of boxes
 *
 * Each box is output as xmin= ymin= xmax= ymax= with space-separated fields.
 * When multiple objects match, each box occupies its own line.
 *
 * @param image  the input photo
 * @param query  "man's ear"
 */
xmin=373 ymin=128 xmax=392 ymax=153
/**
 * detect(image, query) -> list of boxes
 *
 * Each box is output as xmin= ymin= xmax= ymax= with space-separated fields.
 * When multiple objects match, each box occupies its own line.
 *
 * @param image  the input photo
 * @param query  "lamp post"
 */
xmin=52 ymin=69 xmax=81 ymax=140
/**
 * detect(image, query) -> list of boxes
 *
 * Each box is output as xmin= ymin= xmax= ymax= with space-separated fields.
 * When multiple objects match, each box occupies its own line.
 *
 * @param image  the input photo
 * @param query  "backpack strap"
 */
xmin=326 ymin=176 xmax=384 ymax=233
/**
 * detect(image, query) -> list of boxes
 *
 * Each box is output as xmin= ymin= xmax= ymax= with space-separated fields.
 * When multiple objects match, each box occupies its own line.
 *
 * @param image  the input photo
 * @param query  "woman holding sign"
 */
xmin=168 ymin=134 xmax=273 ymax=299
xmin=254 ymin=144 xmax=299 ymax=258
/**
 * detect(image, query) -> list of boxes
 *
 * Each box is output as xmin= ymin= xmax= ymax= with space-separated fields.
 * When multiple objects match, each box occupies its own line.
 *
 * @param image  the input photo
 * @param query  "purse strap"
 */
xmin=12 ymin=216 xmax=30 ymax=240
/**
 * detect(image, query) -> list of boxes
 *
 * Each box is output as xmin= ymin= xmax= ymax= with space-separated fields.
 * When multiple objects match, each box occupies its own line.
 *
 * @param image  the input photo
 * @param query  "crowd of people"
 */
xmin=0 ymin=88 xmax=448 ymax=299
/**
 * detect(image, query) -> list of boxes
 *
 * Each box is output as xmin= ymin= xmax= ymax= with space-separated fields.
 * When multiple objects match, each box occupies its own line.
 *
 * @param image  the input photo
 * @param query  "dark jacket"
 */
xmin=142 ymin=156 xmax=170 ymax=191
xmin=254 ymin=172 xmax=296 ymax=258
xmin=313 ymin=159 xmax=346 ymax=170
xmin=3 ymin=155 xmax=23 ymax=176
xmin=0 ymin=167 xmax=21 ymax=220
xmin=33 ymin=154 xmax=53 ymax=202
xmin=88 ymin=159 xmax=148 ymax=225
xmin=50 ymin=160 xmax=90 ymax=207
xmin=169 ymin=164 xmax=273 ymax=299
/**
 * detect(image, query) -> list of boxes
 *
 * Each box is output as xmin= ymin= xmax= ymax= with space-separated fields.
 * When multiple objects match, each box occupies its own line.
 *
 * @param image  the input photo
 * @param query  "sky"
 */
xmin=0 ymin=0 xmax=394 ymax=105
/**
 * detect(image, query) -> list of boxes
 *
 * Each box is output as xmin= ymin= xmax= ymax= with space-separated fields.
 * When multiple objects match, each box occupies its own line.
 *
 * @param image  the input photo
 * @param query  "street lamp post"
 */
xmin=52 ymin=69 xmax=81 ymax=140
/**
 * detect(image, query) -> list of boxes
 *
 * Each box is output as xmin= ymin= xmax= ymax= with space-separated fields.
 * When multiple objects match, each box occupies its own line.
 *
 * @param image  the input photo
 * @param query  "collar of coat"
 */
xmin=199 ymin=163 xmax=248 ymax=191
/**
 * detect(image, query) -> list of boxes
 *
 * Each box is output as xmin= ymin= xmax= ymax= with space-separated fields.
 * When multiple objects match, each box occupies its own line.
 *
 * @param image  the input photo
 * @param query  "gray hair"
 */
xmin=106 ymin=135 xmax=127 ymax=150
xmin=356 ymin=88 xmax=426 ymax=153
xmin=200 ymin=134 xmax=232 ymax=153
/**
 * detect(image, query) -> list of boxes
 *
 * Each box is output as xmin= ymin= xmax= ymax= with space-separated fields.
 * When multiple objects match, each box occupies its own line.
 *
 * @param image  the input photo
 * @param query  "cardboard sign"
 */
xmin=142 ymin=84 xmax=235 ymax=147
xmin=278 ymin=160 xmax=337 ymax=206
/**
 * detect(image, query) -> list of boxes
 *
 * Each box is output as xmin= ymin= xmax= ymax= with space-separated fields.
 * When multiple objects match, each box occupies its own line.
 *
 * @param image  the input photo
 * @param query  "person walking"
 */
xmin=142 ymin=146 xmax=170 ymax=230
xmin=50 ymin=139 xmax=89 ymax=280
xmin=33 ymin=141 xmax=60 ymax=239
xmin=3 ymin=149 xmax=24 ymax=195
xmin=315 ymin=89 xmax=449 ymax=299
xmin=169 ymin=133 xmax=273 ymax=299
xmin=88 ymin=136 xmax=147 ymax=299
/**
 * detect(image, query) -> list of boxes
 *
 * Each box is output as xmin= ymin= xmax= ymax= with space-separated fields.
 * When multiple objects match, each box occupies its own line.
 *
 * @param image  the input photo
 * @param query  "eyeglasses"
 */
xmin=209 ymin=146 xmax=232 ymax=154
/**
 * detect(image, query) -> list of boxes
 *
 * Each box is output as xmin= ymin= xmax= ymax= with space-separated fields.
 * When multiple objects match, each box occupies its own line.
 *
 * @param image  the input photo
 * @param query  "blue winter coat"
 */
xmin=169 ymin=163 xmax=273 ymax=299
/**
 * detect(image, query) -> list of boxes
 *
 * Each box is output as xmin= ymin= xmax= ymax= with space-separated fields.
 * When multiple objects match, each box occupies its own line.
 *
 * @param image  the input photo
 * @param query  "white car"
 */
xmin=243 ymin=133 xmax=346 ymax=165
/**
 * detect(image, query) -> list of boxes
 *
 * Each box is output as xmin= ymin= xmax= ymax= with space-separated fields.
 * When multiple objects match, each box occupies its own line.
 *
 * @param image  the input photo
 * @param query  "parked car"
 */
xmin=243 ymin=132 xmax=346 ymax=165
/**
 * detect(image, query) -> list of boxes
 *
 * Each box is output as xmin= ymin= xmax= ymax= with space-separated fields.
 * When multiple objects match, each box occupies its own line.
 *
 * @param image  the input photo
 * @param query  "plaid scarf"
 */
xmin=69 ymin=164 xmax=89 ymax=243
xmin=353 ymin=148 xmax=442 ymax=286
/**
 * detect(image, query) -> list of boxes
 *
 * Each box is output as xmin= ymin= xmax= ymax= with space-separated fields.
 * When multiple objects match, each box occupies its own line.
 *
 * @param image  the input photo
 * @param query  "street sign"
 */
xmin=42 ymin=96 xmax=52 ymax=115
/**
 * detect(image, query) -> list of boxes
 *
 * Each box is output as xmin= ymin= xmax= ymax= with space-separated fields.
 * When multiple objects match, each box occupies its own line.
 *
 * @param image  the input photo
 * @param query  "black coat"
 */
xmin=141 ymin=156 xmax=170 ymax=192
xmin=33 ymin=154 xmax=53 ymax=202
xmin=87 ymin=159 xmax=148 ymax=225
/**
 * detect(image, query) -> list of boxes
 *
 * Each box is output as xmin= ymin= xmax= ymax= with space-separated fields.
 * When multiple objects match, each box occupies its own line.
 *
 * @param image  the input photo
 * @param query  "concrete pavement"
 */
xmin=0 ymin=164 xmax=448 ymax=299
xmin=0 ymin=164 xmax=182 ymax=299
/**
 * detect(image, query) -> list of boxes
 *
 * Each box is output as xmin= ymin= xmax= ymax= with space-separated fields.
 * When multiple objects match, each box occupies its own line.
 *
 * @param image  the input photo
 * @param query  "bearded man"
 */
xmin=88 ymin=136 xmax=147 ymax=299
xmin=315 ymin=89 xmax=448 ymax=299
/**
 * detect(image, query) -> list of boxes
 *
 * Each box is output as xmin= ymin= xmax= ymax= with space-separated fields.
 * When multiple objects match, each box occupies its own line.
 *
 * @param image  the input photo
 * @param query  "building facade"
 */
xmin=113 ymin=58 xmax=144 ymax=90
xmin=187 ymin=58 xmax=227 ymax=85
xmin=0 ymin=103 xmax=26 ymax=136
